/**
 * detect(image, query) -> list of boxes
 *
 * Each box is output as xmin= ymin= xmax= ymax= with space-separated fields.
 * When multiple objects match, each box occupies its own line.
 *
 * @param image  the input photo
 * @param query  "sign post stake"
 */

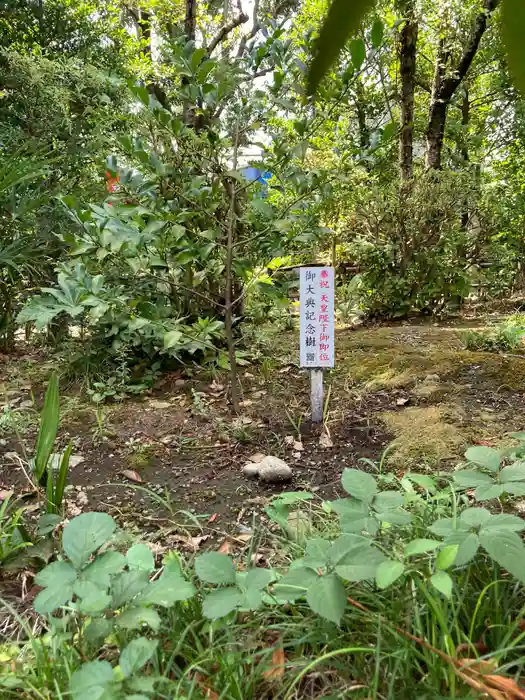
xmin=310 ymin=368 xmax=324 ymax=423
xmin=299 ymin=266 xmax=334 ymax=424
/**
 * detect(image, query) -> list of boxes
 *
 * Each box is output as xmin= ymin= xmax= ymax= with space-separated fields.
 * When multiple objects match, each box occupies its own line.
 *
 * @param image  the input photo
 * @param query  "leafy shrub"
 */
xmin=460 ymin=316 xmax=525 ymax=352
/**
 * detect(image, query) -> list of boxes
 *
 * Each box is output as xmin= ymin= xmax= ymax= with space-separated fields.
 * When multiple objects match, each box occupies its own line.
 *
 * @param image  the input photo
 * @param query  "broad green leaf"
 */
xmin=374 ymin=508 xmax=412 ymax=526
xmin=304 ymin=538 xmax=331 ymax=568
xmin=272 ymin=567 xmax=319 ymax=602
xmin=404 ymin=539 xmax=441 ymax=557
xmin=195 ymin=552 xmax=236 ymax=584
xmin=341 ymin=469 xmax=377 ymax=503
xmin=127 ymin=544 xmax=155 ymax=573
xmin=431 ymin=571 xmax=453 ymax=598
xmin=443 ymin=532 xmax=479 ymax=567
xmin=79 ymin=591 xmax=112 ymax=615
xmin=163 ymin=330 xmax=182 ymax=350
xmin=202 ymin=587 xmax=243 ymax=619
xmin=138 ymin=576 xmax=196 ymax=607
xmin=329 ymin=534 xmax=372 ymax=566
xmin=80 ymin=551 xmax=126 ymax=588
xmin=475 ymin=484 xmax=504 ymax=501
xmin=350 ymin=38 xmax=366 ymax=70
xmin=116 ymin=606 xmax=161 ymax=632
xmin=306 ymin=573 xmax=347 ymax=624
xmin=464 ymin=446 xmax=502 ymax=472
xmin=459 ymin=507 xmax=491 ymax=529
xmin=336 ymin=546 xmax=386 ymax=582
xmin=69 ymin=660 xmax=116 ymax=700
xmin=84 ymin=618 xmax=113 ymax=646
xmin=504 ymin=483 xmax=525 ymax=496
xmin=63 ymin=513 xmax=116 ymax=569
xmin=120 ymin=638 xmax=158 ymax=679
xmin=243 ymin=568 xmax=276 ymax=591
xmin=34 ymin=373 xmax=59 ymax=481
xmin=35 ymin=560 xmax=77 ymax=588
xmin=502 ymin=0 xmax=525 ymax=97
xmin=483 ymin=514 xmax=525 ymax=532
xmin=427 ymin=518 xmax=456 ymax=537
xmin=403 ymin=473 xmax=436 ymax=493
xmin=330 ymin=498 xmax=368 ymax=517
xmin=112 ymin=571 xmax=150 ymax=607
xmin=307 ymin=0 xmax=375 ymax=94
xmin=375 ymin=560 xmax=404 ymax=589
xmin=480 ymin=529 xmax=525 ymax=584
xmin=500 ymin=463 xmax=525 ymax=482
xmin=453 ymin=470 xmax=493 ymax=488
xmin=373 ymin=491 xmax=404 ymax=510
xmin=37 ymin=513 xmax=62 ymax=536
xmin=34 ymin=583 xmax=75 ymax=614
xmin=436 ymin=545 xmax=459 ymax=571
xmin=370 ymin=18 xmax=384 ymax=48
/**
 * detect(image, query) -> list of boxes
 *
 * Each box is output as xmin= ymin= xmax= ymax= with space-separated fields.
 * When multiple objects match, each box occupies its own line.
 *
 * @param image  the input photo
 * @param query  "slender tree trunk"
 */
xmin=185 ymin=0 xmax=197 ymax=42
xmin=399 ymin=14 xmax=418 ymax=180
xmin=425 ymin=0 xmax=499 ymax=170
xmin=460 ymin=88 xmax=470 ymax=231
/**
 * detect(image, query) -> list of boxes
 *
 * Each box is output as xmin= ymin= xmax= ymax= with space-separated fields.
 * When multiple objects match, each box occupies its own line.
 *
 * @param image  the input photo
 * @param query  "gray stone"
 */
xmin=424 ymin=374 xmax=440 ymax=383
xmin=242 ymin=462 xmax=260 ymax=478
xmin=258 ymin=456 xmax=293 ymax=483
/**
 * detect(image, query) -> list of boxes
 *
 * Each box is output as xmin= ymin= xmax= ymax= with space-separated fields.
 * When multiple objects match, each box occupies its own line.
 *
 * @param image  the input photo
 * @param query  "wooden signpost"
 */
xmin=299 ymin=266 xmax=335 ymax=423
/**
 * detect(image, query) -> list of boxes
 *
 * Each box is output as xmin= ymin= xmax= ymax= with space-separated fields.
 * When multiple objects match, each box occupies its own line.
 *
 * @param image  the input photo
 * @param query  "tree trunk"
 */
xmin=399 ymin=16 xmax=418 ymax=180
xmin=425 ymin=0 xmax=499 ymax=170
xmin=460 ymin=88 xmax=470 ymax=231
xmin=185 ymin=0 xmax=197 ymax=42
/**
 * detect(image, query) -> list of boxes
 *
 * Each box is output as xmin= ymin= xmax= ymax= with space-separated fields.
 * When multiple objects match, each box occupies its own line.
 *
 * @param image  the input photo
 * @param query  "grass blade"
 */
xmin=307 ymin=0 xmax=376 ymax=94
xmin=54 ymin=442 xmax=72 ymax=514
xmin=34 ymin=373 xmax=59 ymax=482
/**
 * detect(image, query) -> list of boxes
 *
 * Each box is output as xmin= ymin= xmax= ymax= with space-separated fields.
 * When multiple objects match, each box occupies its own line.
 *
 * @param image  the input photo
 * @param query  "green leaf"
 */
xmin=35 ymin=560 xmax=77 ymax=588
xmin=116 ymin=606 xmax=161 ymax=632
xmin=464 ymin=446 xmax=502 ymax=472
xmin=427 ymin=518 xmax=456 ymax=537
xmin=459 ymin=507 xmax=492 ymax=529
xmin=375 ymin=560 xmax=404 ymax=589
xmin=243 ymin=568 xmax=276 ymax=591
xmin=63 ymin=513 xmax=116 ymax=569
xmin=307 ymin=0 xmax=375 ymax=94
xmin=195 ymin=552 xmax=236 ymax=584
xmin=483 ymin=514 xmax=525 ymax=532
xmin=202 ymin=587 xmax=243 ymax=619
xmin=502 ymin=0 xmax=525 ymax=97
xmin=80 ymin=551 xmax=126 ymax=588
xmin=374 ymin=508 xmax=412 ymax=526
xmin=120 ymin=638 xmax=158 ymax=679
xmin=306 ymin=573 xmax=347 ymax=624
xmin=69 ymin=660 xmax=116 ymax=700
xmin=34 ymin=373 xmax=59 ymax=481
xmin=163 ymin=330 xmax=182 ymax=350
xmin=34 ymin=582 xmax=75 ymax=614
xmin=84 ymin=618 xmax=113 ymax=646
xmin=350 ymin=38 xmax=366 ymax=70
xmin=504 ymin=483 xmax=525 ymax=496
xmin=272 ymin=567 xmax=319 ymax=602
xmin=443 ymin=532 xmax=479 ymax=567
xmin=127 ymin=544 xmax=155 ymax=573
xmin=373 ymin=491 xmax=404 ymax=510
xmin=335 ymin=546 xmax=386 ymax=582
xmin=500 ymin=463 xmax=525 ymax=482
xmin=436 ymin=545 xmax=458 ymax=571
xmin=112 ymin=571 xmax=150 ymax=607
xmin=453 ymin=470 xmax=493 ymax=488
xmin=403 ymin=473 xmax=436 ymax=493
xmin=430 ymin=571 xmax=453 ymax=598
xmin=79 ymin=591 xmax=112 ymax=616
xmin=480 ymin=529 xmax=525 ymax=584
xmin=138 ymin=575 xmax=196 ymax=607
xmin=341 ymin=469 xmax=377 ymax=503
xmin=37 ymin=513 xmax=62 ymax=536
xmin=474 ymin=484 xmax=504 ymax=501
xmin=304 ymin=538 xmax=331 ymax=568
xmin=370 ymin=18 xmax=384 ymax=48
xmin=404 ymin=539 xmax=441 ymax=557
xmin=329 ymin=534 xmax=372 ymax=566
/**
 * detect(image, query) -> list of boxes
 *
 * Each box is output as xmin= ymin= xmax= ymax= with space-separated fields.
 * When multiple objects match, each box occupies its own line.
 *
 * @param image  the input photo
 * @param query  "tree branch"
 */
xmin=208 ymin=8 xmax=249 ymax=55
xmin=237 ymin=0 xmax=260 ymax=57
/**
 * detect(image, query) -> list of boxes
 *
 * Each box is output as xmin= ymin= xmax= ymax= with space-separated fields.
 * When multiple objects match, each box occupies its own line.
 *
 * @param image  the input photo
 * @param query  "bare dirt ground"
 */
xmin=2 ymin=314 xmax=525 ymax=544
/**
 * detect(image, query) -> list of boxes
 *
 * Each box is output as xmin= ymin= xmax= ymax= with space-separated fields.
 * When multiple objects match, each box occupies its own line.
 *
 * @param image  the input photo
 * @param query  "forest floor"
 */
xmin=2 ymin=308 xmax=525 ymax=550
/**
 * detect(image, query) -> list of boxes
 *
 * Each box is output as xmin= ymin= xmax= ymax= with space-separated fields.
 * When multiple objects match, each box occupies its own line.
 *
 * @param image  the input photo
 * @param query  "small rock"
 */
xmin=293 ymin=451 xmax=302 ymax=459
xmin=242 ymin=462 xmax=260 ymax=478
xmin=319 ymin=433 xmax=333 ymax=448
xmin=248 ymin=452 xmax=266 ymax=463
xmin=258 ymin=456 xmax=293 ymax=482
xmin=293 ymin=440 xmax=304 ymax=451
xmin=175 ymin=378 xmax=186 ymax=388
xmin=424 ymin=374 xmax=440 ymax=383
xmin=70 ymin=455 xmax=85 ymax=468
xmin=396 ymin=397 xmax=409 ymax=406
xmin=149 ymin=399 xmax=171 ymax=409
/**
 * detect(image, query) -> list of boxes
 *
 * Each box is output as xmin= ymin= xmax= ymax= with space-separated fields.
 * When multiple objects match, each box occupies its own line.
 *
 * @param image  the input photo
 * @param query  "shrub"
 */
xmin=460 ymin=316 xmax=525 ymax=352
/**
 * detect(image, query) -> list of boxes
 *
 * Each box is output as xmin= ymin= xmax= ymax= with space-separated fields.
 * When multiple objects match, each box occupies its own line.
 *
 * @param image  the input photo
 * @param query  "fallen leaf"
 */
xmin=194 ymin=673 xmax=219 ymax=700
xmin=149 ymin=399 xmax=172 ymax=409
xmin=241 ymin=417 xmax=253 ymax=425
xmin=293 ymin=440 xmax=304 ymax=451
xmin=0 ymin=489 xmax=13 ymax=501
xmin=396 ymin=397 xmax=409 ymax=406
xmin=456 ymin=641 xmax=489 ymax=656
xmin=319 ymin=433 xmax=333 ymax=448
xmin=217 ymin=539 xmax=232 ymax=554
xmin=485 ymin=675 xmax=525 ymax=696
xmin=170 ymin=534 xmax=209 ymax=551
xmin=263 ymin=647 xmax=286 ymax=680
xmin=278 ymin=366 xmax=292 ymax=374
xmin=237 ymin=533 xmax=252 ymax=543
xmin=240 ymin=399 xmax=253 ymax=407
xmin=249 ymin=453 xmax=266 ymax=464
xmin=284 ymin=435 xmax=294 ymax=446
xmin=120 ymin=469 xmax=143 ymax=483
xmin=208 ymin=513 xmax=217 ymax=523
xmin=457 ymin=657 xmax=497 ymax=674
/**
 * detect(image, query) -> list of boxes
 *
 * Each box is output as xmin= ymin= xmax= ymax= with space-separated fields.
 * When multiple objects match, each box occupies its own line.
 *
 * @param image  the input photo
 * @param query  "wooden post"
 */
xmin=310 ymin=369 xmax=324 ymax=423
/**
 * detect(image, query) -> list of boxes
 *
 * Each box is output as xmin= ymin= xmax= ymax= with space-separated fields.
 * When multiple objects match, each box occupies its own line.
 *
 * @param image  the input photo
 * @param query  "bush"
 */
xmin=4 ymin=438 xmax=525 ymax=697
xmin=460 ymin=315 xmax=525 ymax=352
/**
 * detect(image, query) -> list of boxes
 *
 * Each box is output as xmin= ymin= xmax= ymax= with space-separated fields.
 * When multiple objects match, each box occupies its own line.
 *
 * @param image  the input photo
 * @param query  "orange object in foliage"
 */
xmin=105 ymin=171 xmax=120 ymax=192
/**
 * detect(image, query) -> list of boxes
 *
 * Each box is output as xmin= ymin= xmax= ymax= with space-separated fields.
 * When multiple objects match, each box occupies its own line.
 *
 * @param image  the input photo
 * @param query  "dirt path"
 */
xmin=2 ymin=318 xmax=525 ymax=541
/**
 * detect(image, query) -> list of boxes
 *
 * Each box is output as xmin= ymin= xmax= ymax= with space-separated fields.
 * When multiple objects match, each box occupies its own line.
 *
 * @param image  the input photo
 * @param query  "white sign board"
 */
xmin=299 ymin=266 xmax=335 ymax=368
